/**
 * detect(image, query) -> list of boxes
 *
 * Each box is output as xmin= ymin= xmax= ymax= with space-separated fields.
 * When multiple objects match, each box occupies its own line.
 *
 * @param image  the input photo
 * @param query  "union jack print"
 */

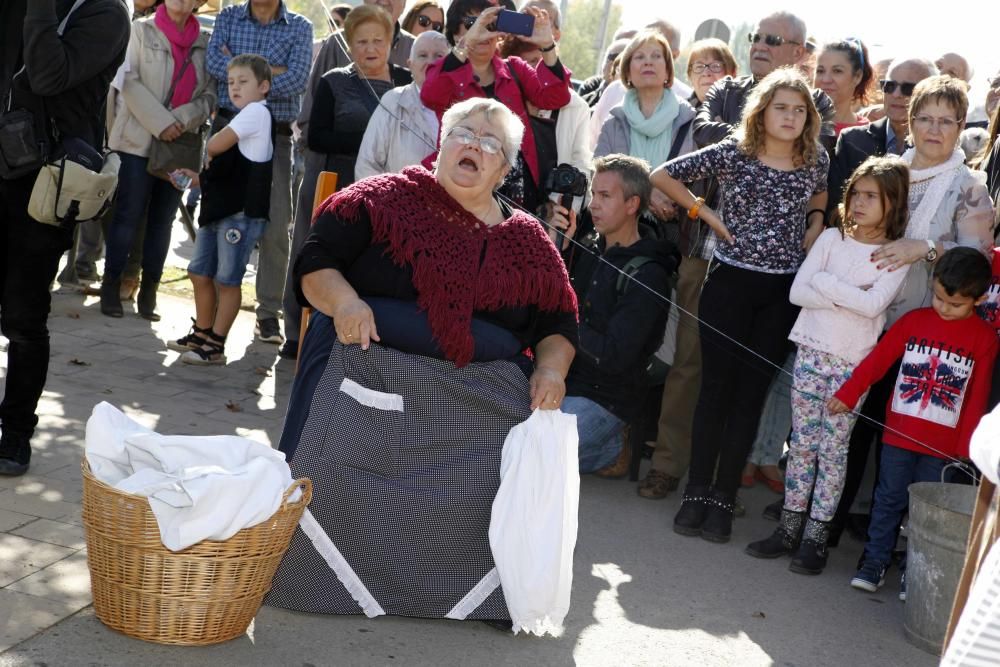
xmin=898 ymin=355 xmax=967 ymax=414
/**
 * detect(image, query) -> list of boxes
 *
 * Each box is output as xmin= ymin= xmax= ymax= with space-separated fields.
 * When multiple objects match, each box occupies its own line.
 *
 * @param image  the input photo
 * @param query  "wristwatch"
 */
xmin=924 ymin=239 xmax=938 ymax=263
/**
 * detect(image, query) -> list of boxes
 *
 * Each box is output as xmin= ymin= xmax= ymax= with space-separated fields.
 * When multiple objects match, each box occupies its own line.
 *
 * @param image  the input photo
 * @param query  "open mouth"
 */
xmin=459 ymin=157 xmax=479 ymax=172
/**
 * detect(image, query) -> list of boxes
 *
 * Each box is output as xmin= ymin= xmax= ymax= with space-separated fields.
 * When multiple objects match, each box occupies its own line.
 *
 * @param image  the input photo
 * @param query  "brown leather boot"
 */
xmin=594 ymin=438 xmax=632 ymax=479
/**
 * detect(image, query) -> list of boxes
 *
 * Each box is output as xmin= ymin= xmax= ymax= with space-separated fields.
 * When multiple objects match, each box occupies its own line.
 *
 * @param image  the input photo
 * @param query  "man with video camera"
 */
xmin=0 ymin=0 xmax=129 ymax=475
xmin=547 ymin=154 xmax=677 ymax=477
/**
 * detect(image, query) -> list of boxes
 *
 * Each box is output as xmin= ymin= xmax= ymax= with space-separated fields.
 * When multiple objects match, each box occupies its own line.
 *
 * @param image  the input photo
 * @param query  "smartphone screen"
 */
xmin=494 ymin=10 xmax=534 ymax=37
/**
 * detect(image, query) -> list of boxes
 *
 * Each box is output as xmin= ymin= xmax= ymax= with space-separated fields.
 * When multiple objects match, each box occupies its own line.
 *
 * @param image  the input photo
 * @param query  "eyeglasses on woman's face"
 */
xmin=416 ymin=14 xmax=444 ymax=31
xmin=911 ymin=115 xmax=961 ymax=132
xmin=461 ymin=15 xmax=478 ymax=30
xmin=691 ymin=61 xmax=725 ymax=75
xmin=748 ymin=32 xmax=799 ymax=48
xmin=447 ymin=126 xmax=505 ymax=156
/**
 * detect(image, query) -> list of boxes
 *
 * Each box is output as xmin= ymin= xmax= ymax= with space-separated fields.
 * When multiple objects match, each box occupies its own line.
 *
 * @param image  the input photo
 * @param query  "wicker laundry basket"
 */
xmin=81 ymin=459 xmax=311 ymax=645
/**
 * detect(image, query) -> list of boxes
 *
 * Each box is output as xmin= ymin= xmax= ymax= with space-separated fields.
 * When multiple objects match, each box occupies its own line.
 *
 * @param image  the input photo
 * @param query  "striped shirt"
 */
xmin=206 ymin=2 xmax=312 ymax=123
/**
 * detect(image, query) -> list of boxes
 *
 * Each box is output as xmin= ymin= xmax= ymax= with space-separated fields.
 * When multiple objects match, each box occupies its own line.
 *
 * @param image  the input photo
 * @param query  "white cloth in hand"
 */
xmin=489 ymin=408 xmax=579 ymax=636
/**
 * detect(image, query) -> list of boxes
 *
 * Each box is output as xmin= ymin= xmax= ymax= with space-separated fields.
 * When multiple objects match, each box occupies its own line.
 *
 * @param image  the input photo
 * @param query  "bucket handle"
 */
xmin=942 ymin=461 xmax=979 ymax=485
xmin=281 ymin=478 xmax=312 ymax=506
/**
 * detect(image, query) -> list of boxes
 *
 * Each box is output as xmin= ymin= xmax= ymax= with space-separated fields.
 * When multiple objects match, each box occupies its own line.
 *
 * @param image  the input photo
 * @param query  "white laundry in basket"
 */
xmin=85 ymin=401 xmax=299 ymax=551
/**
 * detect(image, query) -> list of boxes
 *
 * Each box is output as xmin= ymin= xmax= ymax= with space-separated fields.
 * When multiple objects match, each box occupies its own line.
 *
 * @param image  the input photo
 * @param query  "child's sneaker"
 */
xmin=851 ymin=559 xmax=887 ymax=592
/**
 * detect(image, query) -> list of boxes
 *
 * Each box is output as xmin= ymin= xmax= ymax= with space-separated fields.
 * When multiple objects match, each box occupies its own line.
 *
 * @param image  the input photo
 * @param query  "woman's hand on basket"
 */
xmin=530 ymin=366 xmax=566 ymax=411
xmin=332 ymin=297 xmax=380 ymax=350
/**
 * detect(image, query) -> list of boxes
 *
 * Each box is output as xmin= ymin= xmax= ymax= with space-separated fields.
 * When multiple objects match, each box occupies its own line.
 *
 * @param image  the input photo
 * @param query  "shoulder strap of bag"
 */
xmin=163 ymin=53 xmax=194 ymax=109
xmin=58 ymin=0 xmax=91 ymax=36
xmin=616 ymin=256 xmax=656 ymax=297
xmin=506 ymin=60 xmax=522 ymax=93
xmin=4 ymin=0 xmax=89 ymax=112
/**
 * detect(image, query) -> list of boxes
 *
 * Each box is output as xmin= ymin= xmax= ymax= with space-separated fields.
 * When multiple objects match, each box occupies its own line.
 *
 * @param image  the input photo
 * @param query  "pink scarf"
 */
xmin=154 ymin=4 xmax=200 ymax=108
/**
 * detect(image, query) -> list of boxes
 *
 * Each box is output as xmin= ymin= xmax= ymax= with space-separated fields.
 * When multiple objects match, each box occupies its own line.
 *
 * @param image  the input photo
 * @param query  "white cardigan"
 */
xmin=788 ymin=228 xmax=908 ymax=364
xmin=355 ymin=83 xmax=438 ymax=180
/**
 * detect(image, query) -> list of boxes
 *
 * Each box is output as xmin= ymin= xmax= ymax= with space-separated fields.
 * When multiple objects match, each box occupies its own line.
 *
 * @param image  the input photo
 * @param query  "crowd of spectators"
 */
xmin=4 ymin=0 xmax=1000 ymax=621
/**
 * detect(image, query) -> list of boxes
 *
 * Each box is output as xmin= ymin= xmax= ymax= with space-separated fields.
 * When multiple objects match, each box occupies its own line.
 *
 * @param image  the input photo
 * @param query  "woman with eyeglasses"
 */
xmin=422 ymin=0 xmax=571 ymax=213
xmin=401 ymin=0 xmax=444 ymax=36
xmin=870 ymin=76 xmax=993 ymax=316
xmin=267 ymin=98 xmax=577 ymax=622
xmin=308 ymin=5 xmax=412 ymax=188
xmin=814 ymin=39 xmax=875 ymax=137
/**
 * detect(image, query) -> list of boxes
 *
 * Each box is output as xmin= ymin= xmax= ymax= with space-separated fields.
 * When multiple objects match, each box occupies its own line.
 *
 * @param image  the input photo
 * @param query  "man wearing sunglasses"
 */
xmin=692 ymin=11 xmax=834 ymax=148
xmin=826 ymin=57 xmax=937 ymax=214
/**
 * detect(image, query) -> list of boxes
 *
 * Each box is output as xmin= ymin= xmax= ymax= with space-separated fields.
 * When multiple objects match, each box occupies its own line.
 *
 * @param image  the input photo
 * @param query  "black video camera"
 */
xmin=544 ymin=163 xmax=588 ymax=213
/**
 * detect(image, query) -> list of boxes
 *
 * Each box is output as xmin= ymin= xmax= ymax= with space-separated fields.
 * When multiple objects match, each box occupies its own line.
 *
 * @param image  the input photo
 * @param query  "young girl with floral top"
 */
xmin=745 ymin=157 xmax=910 ymax=574
xmin=651 ymin=67 xmax=830 ymax=543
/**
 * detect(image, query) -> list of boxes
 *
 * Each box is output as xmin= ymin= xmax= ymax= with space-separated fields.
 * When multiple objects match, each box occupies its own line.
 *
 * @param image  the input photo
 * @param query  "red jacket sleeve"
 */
xmin=958 ymin=331 xmax=1000 ymax=456
xmin=835 ymin=312 xmax=912 ymax=409
xmin=505 ymin=56 xmax=571 ymax=111
xmin=420 ymin=56 xmax=469 ymax=116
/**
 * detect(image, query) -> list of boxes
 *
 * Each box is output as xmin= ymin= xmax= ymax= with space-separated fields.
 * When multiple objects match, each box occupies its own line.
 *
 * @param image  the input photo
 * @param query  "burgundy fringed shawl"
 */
xmin=315 ymin=166 xmax=578 ymax=367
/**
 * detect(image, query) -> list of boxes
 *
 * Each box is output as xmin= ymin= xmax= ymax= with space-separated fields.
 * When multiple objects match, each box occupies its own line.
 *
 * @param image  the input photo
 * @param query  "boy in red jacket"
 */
xmin=828 ymin=247 xmax=998 ymax=594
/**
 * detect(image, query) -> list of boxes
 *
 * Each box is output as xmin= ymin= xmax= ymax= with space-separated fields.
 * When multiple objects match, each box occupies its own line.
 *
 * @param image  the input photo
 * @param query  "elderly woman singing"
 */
xmin=265 ymin=98 xmax=578 ymax=622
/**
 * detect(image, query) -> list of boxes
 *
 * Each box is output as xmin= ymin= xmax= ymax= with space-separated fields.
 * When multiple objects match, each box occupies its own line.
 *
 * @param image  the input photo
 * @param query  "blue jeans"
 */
xmin=748 ymin=350 xmax=795 ymax=466
xmin=104 ymin=152 xmax=182 ymax=283
xmin=562 ymin=396 xmax=624 ymax=473
xmin=188 ymin=213 xmax=266 ymax=286
xmin=863 ymin=443 xmax=946 ymax=565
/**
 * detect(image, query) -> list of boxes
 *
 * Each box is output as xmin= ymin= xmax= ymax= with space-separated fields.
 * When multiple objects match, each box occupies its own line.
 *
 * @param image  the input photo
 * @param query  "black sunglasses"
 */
xmin=880 ymin=80 xmax=917 ymax=96
xmin=416 ymin=15 xmax=444 ymax=31
xmin=748 ymin=32 xmax=800 ymax=47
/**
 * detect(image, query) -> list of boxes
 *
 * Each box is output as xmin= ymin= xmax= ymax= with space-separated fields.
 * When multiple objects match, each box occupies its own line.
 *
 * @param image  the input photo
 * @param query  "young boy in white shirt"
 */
xmin=169 ymin=54 xmax=274 ymax=365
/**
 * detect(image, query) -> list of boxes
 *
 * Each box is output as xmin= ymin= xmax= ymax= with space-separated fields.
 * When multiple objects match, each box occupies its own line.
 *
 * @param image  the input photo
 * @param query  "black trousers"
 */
xmin=0 ymin=169 xmax=73 ymax=461
xmin=688 ymin=261 xmax=799 ymax=496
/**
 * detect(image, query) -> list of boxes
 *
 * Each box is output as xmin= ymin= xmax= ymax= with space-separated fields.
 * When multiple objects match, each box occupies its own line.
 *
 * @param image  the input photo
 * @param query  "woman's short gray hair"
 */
xmin=439 ymin=98 xmax=524 ymax=169
xmin=411 ymin=30 xmax=448 ymax=60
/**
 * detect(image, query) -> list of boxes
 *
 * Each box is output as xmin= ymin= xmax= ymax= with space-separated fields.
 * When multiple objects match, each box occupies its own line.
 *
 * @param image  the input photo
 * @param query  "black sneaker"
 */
xmin=256 ymin=318 xmax=284 ymax=345
xmin=851 ymin=559 xmax=888 ymax=592
xmin=279 ymin=340 xmax=298 ymax=360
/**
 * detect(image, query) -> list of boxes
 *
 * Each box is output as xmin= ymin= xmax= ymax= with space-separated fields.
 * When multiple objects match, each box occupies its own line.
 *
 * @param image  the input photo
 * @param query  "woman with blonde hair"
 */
xmin=651 ymin=68 xmax=830 ymax=543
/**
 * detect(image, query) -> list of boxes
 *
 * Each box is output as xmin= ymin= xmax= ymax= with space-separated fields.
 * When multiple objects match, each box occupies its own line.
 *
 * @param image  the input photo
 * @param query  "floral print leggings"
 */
xmin=784 ymin=345 xmax=865 ymax=522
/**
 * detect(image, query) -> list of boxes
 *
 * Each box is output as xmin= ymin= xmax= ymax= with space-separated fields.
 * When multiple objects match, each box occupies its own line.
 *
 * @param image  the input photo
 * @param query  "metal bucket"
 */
xmin=904 ymin=482 xmax=976 ymax=655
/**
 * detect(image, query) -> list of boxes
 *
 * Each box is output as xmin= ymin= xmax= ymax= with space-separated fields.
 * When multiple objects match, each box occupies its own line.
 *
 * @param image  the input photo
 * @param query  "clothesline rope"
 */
xmin=318 ymin=22 xmax=972 ymax=470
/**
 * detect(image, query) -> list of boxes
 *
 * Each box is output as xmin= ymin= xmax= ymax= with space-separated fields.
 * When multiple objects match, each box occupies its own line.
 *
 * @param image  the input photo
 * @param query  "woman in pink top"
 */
xmin=815 ymin=39 xmax=875 ymax=137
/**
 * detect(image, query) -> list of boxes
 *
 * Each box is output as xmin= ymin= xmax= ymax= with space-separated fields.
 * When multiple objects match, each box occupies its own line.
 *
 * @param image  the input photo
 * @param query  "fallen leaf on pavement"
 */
xmin=254 ymin=366 xmax=272 ymax=376
xmin=226 ymin=400 xmax=243 ymax=412
xmin=68 ymin=358 xmax=91 ymax=366
xmin=751 ymin=611 xmax=766 ymax=619
xmin=66 ymin=312 xmax=81 ymax=319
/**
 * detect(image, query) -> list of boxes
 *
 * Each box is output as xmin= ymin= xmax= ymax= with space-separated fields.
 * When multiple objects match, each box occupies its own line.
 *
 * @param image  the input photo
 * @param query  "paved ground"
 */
xmin=0 ymin=250 xmax=941 ymax=666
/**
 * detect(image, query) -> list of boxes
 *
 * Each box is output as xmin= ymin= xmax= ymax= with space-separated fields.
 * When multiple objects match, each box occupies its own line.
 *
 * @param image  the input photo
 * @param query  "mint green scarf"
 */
xmin=622 ymin=89 xmax=679 ymax=167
